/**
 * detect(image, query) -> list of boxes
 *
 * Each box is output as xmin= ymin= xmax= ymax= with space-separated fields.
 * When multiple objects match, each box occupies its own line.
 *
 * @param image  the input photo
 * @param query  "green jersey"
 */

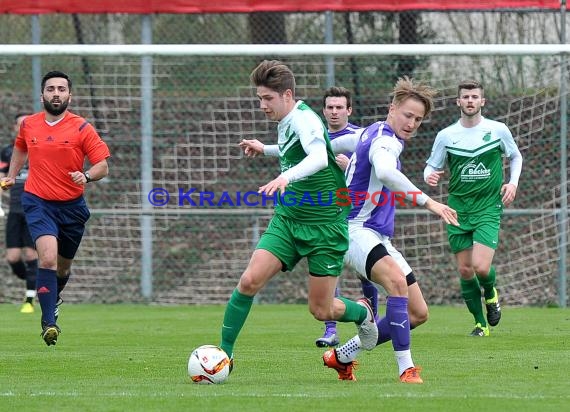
xmin=275 ymin=101 xmax=350 ymax=224
xmin=426 ymin=117 xmax=519 ymax=214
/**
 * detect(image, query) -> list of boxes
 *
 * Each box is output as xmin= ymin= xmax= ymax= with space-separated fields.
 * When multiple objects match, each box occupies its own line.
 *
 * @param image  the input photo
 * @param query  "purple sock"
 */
xmin=386 ymin=296 xmax=410 ymax=351
xmin=361 ymin=281 xmax=378 ymax=316
xmin=36 ymin=268 xmax=58 ymax=326
xmin=376 ymin=316 xmax=391 ymax=345
xmin=324 ymin=321 xmax=337 ymax=330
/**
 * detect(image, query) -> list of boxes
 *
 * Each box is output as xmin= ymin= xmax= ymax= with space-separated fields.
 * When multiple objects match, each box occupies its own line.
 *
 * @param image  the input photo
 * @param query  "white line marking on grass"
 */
xmin=1 ymin=391 xmax=569 ymax=401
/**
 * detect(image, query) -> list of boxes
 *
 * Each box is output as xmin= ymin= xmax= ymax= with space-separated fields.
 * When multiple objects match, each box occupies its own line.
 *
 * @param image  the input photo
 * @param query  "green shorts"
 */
xmin=256 ymin=213 xmax=348 ymax=276
xmin=447 ymin=209 xmax=502 ymax=254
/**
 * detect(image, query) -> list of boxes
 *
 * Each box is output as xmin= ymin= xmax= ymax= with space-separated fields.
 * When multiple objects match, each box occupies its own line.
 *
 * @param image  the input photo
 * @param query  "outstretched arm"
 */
xmin=330 ymin=134 xmax=359 ymax=154
xmin=371 ymin=139 xmax=458 ymax=226
xmin=239 ymin=139 xmax=274 ymax=157
xmin=423 ymin=198 xmax=459 ymax=226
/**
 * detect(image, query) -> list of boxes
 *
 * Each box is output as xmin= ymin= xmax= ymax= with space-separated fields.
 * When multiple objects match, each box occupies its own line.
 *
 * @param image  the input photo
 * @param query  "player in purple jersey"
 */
xmin=322 ymin=77 xmax=458 ymax=384
xmin=314 ymin=87 xmax=379 ymax=348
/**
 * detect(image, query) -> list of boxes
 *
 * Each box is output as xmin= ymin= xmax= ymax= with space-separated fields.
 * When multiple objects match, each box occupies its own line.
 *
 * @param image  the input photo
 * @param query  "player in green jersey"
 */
xmin=424 ymin=80 xmax=523 ymax=337
xmin=219 ymin=60 xmax=378 ymax=375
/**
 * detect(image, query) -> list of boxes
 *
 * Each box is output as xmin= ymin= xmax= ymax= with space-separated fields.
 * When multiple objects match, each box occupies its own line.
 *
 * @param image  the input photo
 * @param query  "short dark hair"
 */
xmin=41 ymin=71 xmax=72 ymax=92
xmin=250 ymin=60 xmax=295 ymax=96
xmin=323 ymin=86 xmax=352 ymax=109
xmin=457 ymin=79 xmax=483 ymax=97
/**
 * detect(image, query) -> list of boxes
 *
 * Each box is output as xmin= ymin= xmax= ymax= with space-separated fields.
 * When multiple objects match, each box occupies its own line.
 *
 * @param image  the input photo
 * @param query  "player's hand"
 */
xmin=68 ymin=171 xmax=88 ymax=185
xmin=258 ymin=175 xmax=289 ymax=196
xmin=239 ymin=139 xmax=265 ymax=157
xmin=426 ymin=170 xmax=445 ymax=187
xmin=335 ymin=154 xmax=350 ymax=171
xmin=501 ymin=183 xmax=517 ymax=207
xmin=425 ymin=198 xmax=459 ymax=227
xmin=0 ymin=177 xmax=15 ymax=190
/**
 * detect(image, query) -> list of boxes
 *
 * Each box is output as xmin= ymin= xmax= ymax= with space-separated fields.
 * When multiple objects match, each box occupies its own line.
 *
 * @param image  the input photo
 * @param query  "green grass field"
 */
xmin=1 ymin=303 xmax=569 ymax=411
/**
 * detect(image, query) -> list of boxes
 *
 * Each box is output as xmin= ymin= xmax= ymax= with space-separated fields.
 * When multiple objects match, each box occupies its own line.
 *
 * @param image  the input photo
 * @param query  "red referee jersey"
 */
xmin=15 ymin=111 xmax=110 ymax=201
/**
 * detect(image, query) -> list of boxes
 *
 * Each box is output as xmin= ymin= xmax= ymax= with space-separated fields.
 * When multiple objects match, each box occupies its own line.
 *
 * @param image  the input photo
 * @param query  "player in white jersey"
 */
xmin=322 ymin=77 xmax=459 ymax=384
xmin=314 ymin=86 xmax=380 ymax=348
xmin=218 ymin=61 xmax=378 ymax=377
xmin=424 ymin=80 xmax=523 ymax=337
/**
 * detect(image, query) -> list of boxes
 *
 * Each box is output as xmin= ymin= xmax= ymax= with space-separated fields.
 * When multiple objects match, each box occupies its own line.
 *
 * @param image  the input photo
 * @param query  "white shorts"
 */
xmin=344 ymin=225 xmax=412 ymax=282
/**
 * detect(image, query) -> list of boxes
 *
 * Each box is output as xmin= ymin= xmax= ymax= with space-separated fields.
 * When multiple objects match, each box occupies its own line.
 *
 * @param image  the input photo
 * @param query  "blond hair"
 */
xmin=391 ymin=76 xmax=437 ymax=117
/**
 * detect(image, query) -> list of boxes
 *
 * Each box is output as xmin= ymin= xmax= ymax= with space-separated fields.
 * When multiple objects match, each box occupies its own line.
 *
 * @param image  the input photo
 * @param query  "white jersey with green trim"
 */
xmin=426 ymin=117 xmax=519 ymax=214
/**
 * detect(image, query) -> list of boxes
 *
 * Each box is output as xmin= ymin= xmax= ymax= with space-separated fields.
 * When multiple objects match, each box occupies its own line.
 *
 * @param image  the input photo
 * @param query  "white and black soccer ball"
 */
xmin=188 ymin=345 xmax=231 ymax=384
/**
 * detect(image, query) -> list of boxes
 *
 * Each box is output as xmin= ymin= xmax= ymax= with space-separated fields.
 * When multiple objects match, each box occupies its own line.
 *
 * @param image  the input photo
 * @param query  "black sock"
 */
xmin=57 ymin=273 xmax=71 ymax=295
xmin=25 ymin=259 xmax=38 ymax=291
xmin=9 ymin=260 xmax=27 ymax=280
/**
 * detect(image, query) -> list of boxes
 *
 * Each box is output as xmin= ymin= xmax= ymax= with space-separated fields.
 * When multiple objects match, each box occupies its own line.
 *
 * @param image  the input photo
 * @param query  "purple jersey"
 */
xmin=329 ymin=122 xmax=362 ymax=158
xmin=345 ymin=121 xmax=403 ymax=237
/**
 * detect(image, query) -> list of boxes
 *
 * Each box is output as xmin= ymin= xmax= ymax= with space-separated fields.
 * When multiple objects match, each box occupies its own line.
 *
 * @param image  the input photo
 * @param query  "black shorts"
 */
xmin=5 ymin=212 xmax=34 ymax=249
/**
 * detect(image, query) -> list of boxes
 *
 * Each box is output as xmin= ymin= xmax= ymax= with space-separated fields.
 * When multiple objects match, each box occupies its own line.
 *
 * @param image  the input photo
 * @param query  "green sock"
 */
xmin=220 ymin=289 xmax=254 ymax=357
xmin=337 ymin=297 xmax=367 ymax=323
xmin=477 ymin=266 xmax=496 ymax=301
xmin=460 ymin=277 xmax=486 ymax=326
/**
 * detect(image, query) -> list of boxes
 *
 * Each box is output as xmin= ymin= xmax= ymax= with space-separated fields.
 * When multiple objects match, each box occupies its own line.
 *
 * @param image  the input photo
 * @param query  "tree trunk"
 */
xmin=249 ymin=13 xmax=286 ymax=44
xmin=397 ymin=11 xmax=418 ymax=78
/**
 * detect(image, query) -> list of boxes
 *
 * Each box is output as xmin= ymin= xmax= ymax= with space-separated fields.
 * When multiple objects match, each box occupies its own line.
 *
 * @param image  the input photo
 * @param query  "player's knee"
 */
xmin=39 ymin=262 xmax=57 ymax=271
xmin=237 ymin=272 xmax=263 ymax=295
xmin=6 ymin=248 xmax=22 ymax=264
xmin=23 ymin=249 xmax=37 ymax=261
xmin=472 ymin=262 xmax=491 ymax=277
xmin=39 ymin=254 xmax=58 ymax=270
xmin=374 ymin=269 xmax=407 ymax=296
xmin=457 ymin=265 xmax=473 ymax=279
xmin=6 ymin=256 xmax=20 ymax=265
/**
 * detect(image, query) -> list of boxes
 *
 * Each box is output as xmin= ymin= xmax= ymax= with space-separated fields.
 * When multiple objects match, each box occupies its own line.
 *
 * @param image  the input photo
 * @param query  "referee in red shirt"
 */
xmin=1 ymin=71 xmax=110 ymax=346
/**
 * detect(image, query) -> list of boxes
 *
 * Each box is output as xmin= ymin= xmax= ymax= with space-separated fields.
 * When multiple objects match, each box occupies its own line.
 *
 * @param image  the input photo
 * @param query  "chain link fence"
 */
xmin=0 ymin=10 xmax=567 ymax=306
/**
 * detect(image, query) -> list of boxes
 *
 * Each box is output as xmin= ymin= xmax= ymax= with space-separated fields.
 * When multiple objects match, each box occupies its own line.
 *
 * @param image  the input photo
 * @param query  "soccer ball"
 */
xmin=188 ymin=345 xmax=231 ymax=384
